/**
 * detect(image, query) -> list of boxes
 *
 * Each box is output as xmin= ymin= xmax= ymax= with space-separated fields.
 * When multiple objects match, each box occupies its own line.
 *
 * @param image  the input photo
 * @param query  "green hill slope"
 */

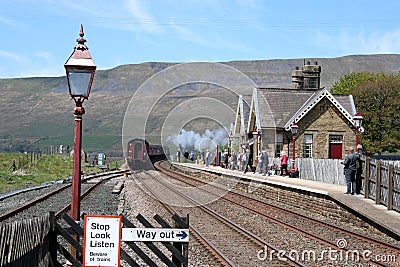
xmin=0 ymin=54 xmax=399 ymax=155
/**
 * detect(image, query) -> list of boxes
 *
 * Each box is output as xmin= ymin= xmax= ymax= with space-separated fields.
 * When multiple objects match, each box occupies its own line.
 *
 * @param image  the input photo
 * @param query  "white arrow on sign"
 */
xmin=122 ymin=228 xmax=189 ymax=242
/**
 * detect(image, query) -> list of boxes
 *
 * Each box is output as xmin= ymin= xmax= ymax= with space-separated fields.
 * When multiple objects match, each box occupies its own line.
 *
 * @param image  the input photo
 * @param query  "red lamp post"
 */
xmin=290 ymin=122 xmax=298 ymax=177
xmin=353 ymin=111 xmax=363 ymax=148
xmin=64 ymin=24 xmax=96 ymax=261
xmin=252 ymin=128 xmax=261 ymax=166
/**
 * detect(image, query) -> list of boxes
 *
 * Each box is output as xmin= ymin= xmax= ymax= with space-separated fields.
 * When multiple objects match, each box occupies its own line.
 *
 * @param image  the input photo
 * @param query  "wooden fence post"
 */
xmin=388 ymin=164 xmax=394 ymax=210
xmin=363 ymin=157 xmax=370 ymax=198
xmin=48 ymin=212 xmax=58 ymax=266
xmin=172 ymin=215 xmax=189 ymax=267
xmin=375 ymin=160 xmax=381 ymax=205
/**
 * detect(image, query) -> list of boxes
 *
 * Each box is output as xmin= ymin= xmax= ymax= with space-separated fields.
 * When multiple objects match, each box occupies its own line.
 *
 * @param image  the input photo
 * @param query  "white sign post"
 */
xmin=122 ymin=228 xmax=189 ymax=242
xmin=83 ymin=215 xmax=122 ymax=267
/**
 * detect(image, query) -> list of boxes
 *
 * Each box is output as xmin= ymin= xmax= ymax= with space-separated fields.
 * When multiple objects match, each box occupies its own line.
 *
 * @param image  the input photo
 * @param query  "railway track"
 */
xmin=0 ymin=170 xmax=126 ymax=222
xmin=134 ymin=169 xmax=305 ymax=266
xmin=155 ymin=161 xmax=400 ymax=267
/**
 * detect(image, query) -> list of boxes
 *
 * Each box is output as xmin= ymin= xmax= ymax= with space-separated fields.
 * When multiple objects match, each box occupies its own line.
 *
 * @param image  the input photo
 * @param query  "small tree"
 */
xmin=351 ymin=75 xmax=400 ymax=154
xmin=331 ymin=72 xmax=385 ymax=95
xmin=332 ymin=72 xmax=400 ymax=155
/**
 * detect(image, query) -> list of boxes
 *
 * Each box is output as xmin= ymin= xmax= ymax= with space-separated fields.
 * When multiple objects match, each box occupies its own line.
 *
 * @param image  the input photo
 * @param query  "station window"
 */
xmin=275 ymin=133 xmax=283 ymax=157
xmin=329 ymin=135 xmax=343 ymax=143
xmin=303 ymin=134 xmax=313 ymax=158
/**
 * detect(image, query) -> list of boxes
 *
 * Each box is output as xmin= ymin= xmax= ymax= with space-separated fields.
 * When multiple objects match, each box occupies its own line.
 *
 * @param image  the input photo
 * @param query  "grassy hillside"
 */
xmin=0 ymin=152 xmax=125 ymax=193
xmin=0 ymin=54 xmax=399 ymax=156
xmin=0 ymin=153 xmax=73 ymax=193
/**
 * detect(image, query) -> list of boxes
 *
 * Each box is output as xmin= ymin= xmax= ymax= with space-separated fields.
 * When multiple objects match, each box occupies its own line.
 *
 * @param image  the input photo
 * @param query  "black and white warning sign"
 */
xmin=83 ymin=215 xmax=122 ymax=267
xmin=122 ymin=228 xmax=189 ymax=242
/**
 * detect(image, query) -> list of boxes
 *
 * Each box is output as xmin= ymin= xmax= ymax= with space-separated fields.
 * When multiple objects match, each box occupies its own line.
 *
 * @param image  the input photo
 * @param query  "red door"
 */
xmin=329 ymin=143 xmax=342 ymax=159
xmin=329 ymin=135 xmax=343 ymax=159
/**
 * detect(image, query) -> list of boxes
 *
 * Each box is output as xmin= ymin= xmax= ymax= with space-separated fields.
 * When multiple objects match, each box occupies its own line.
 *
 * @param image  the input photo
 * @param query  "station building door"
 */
xmin=329 ymin=135 xmax=343 ymax=159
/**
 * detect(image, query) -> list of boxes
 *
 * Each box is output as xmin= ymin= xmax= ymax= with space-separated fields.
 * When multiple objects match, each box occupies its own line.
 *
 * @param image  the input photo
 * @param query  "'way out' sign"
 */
xmin=83 ymin=215 xmax=122 ymax=267
xmin=122 ymin=228 xmax=189 ymax=242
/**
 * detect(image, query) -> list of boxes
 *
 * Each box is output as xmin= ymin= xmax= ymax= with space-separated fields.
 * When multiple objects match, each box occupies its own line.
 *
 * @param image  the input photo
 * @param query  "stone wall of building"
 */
xmin=295 ymin=99 xmax=355 ymax=159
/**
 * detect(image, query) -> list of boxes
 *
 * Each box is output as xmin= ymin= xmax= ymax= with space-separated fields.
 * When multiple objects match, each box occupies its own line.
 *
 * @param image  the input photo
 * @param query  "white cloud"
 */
xmin=0 ymin=14 xmax=15 ymax=26
xmin=57 ymin=1 xmax=94 ymax=14
xmin=0 ymin=50 xmax=22 ymax=61
xmin=19 ymin=67 xmax=64 ymax=78
xmin=313 ymin=29 xmax=400 ymax=56
xmin=356 ymin=30 xmax=400 ymax=54
xmin=126 ymin=0 xmax=162 ymax=33
xmin=33 ymin=51 xmax=53 ymax=62
xmin=214 ymin=35 xmax=254 ymax=54
xmin=168 ymin=21 xmax=210 ymax=46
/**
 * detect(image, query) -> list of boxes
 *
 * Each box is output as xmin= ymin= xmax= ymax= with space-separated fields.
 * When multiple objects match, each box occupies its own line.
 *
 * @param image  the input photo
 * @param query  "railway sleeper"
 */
xmin=112 ymin=181 xmax=125 ymax=194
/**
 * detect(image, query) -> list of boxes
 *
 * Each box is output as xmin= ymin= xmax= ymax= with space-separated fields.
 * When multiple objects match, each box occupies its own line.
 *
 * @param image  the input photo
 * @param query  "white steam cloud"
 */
xmin=166 ymin=128 xmax=228 ymax=152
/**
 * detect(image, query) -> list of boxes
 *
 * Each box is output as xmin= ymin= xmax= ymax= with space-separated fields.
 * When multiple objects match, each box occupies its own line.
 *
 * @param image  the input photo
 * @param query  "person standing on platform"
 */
xmin=257 ymin=151 xmax=264 ymax=174
xmin=262 ymin=149 xmax=269 ymax=176
xmin=243 ymin=149 xmax=253 ymax=173
xmin=237 ymin=151 xmax=242 ymax=171
xmin=230 ymin=150 xmax=237 ymax=170
xmin=248 ymin=150 xmax=254 ymax=173
xmin=223 ymin=149 xmax=229 ymax=168
xmin=242 ymin=149 xmax=250 ymax=172
xmin=183 ymin=150 xmax=189 ymax=162
xmin=240 ymin=150 xmax=246 ymax=172
xmin=342 ymin=146 xmax=359 ymax=195
xmin=205 ymin=149 xmax=210 ymax=167
xmin=280 ymin=151 xmax=288 ymax=176
xmin=201 ymin=149 xmax=205 ymax=165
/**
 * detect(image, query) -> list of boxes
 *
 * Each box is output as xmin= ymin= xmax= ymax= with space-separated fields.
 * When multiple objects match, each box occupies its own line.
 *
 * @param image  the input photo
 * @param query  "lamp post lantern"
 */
xmin=65 ymin=24 xmax=96 ymax=260
xmin=353 ymin=111 xmax=363 ymax=148
xmin=290 ymin=122 xmax=298 ymax=177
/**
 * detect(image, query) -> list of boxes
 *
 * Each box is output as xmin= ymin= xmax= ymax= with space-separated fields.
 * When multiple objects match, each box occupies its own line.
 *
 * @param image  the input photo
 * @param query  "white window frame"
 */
xmin=303 ymin=134 xmax=313 ymax=158
xmin=329 ymin=135 xmax=343 ymax=143
xmin=275 ymin=133 xmax=283 ymax=157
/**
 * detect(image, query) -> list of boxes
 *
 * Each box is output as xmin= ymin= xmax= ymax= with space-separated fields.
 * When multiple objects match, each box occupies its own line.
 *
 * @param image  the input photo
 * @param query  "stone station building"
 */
xmin=232 ymin=61 xmax=360 ymax=166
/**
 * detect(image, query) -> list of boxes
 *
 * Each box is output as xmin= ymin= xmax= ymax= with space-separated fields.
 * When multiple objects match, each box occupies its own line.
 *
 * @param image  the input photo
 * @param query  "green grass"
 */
xmin=0 ymin=152 xmax=124 ymax=194
xmin=0 ymin=153 xmax=72 ymax=193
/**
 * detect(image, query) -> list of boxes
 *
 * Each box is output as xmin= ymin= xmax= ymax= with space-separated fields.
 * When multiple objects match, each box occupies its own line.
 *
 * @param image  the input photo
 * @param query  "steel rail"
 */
xmin=0 ymin=183 xmax=71 ymax=221
xmin=142 ymin=165 xmax=306 ymax=266
xmin=158 ymin=161 xmax=400 ymax=250
xmin=0 ymin=170 xmax=126 ymax=221
xmin=0 ymin=184 xmax=51 ymax=201
xmin=55 ymin=172 xmax=127 ymax=218
xmin=156 ymin=161 xmax=399 ymax=267
xmin=148 ymin=183 xmax=236 ymax=267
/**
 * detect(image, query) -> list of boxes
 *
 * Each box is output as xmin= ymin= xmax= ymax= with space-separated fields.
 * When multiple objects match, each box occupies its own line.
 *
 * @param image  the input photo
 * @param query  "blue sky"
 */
xmin=1 ymin=0 xmax=400 ymax=78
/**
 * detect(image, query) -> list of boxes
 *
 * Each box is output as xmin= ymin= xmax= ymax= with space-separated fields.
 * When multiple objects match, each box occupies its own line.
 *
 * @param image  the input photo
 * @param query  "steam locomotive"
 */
xmin=126 ymin=138 xmax=168 ymax=170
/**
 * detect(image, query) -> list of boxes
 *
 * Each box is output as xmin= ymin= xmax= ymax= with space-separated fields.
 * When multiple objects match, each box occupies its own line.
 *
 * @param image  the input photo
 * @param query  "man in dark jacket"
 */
xmin=342 ymin=146 xmax=359 ymax=195
xmin=261 ymin=149 xmax=269 ymax=176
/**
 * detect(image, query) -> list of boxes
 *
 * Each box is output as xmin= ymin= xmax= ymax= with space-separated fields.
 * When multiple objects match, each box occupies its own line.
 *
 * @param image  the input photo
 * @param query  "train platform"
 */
xmin=173 ymin=162 xmax=400 ymax=240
